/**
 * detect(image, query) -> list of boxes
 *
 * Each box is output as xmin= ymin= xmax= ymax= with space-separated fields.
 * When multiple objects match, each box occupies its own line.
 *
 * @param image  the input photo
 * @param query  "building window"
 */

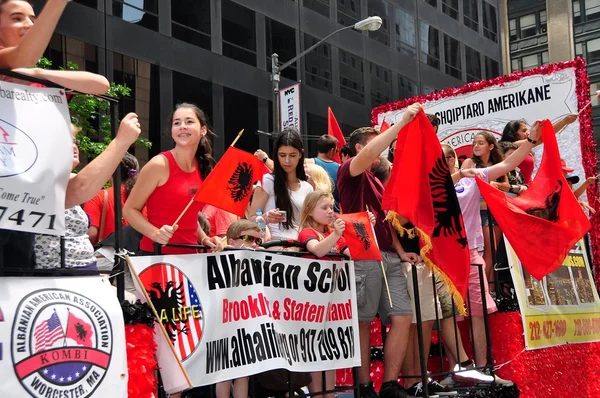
xmin=171 ymin=0 xmax=211 ymax=50
xmin=306 ymin=113 xmax=329 ymax=155
xmin=395 ymin=8 xmax=416 ymax=57
xmin=522 ymin=54 xmax=539 ymax=70
xmin=222 ymin=0 xmax=256 ymax=66
xmin=368 ymin=0 xmax=390 ymax=46
xmin=74 ymin=0 xmax=97 ymax=7
xmin=485 ymin=56 xmax=500 ymax=79
xmin=542 ymin=51 xmax=549 ymax=65
xmin=511 ymin=58 xmax=519 ymax=72
xmin=576 ymin=42 xmax=584 ymax=57
xmin=420 ymin=22 xmax=440 ymax=69
xmin=304 ymin=34 xmax=333 ymax=93
xmin=586 ymin=0 xmax=600 ymax=21
xmin=509 ymin=19 xmax=517 ymax=41
xmin=540 ymin=10 xmax=547 ymax=33
xmin=112 ymin=0 xmax=159 ymax=31
xmin=370 ymin=62 xmax=392 ymax=106
xmin=304 ymin=0 xmax=330 ymax=17
xmin=339 ymin=49 xmax=364 ymax=104
xmin=511 ymin=52 xmax=549 ymax=72
xmin=482 ymin=2 xmax=498 ymax=42
xmin=424 ymin=0 xmax=437 ymax=8
xmin=224 ymin=88 xmax=259 ymax=153
xmin=266 ymin=19 xmax=297 ymax=81
xmin=442 ymin=0 xmax=459 ymax=20
xmin=465 ymin=46 xmax=481 ymax=82
xmin=338 ymin=0 xmax=361 ymax=26
xmin=443 ymin=34 xmax=461 ymax=79
xmin=398 ymin=74 xmax=419 ymax=99
xmin=520 ymin=14 xmax=536 ymax=39
xmin=588 ymin=38 xmax=600 ymax=63
xmin=574 ymin=1 xmax=581 ymax=24
xmin=463 ymin=0 xmax=479 ymax=32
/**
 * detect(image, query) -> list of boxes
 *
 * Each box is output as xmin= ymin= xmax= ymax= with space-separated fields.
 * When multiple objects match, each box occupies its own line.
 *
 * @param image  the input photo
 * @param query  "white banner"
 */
xmin=376 ymin=68 xmax=585 ymax=193
xmin=128 ymin=251 xmax=360 ymax=388
xmin=279 ymin=82 xmax=301 ymax=133
xmin=0 ymin=80 xmax=72 ymax=235
xmin=0 ymin=276 xmax=128 ymax=398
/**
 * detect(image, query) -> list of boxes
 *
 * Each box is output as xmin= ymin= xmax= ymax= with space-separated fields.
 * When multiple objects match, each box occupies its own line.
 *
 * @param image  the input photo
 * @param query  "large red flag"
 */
xmin=328 ymin=107 xmax=346 ymax=163
xmin=193 ymin=146 xmax=264 ymax=217
xmin=65 ymin=311 xmax=93 ymax=347
xmin=380 ymin=120 xmax=390 ymax=132
xmin=476 ymin=120 xmax=591 ymax=280
xmin=337 ymin=212 xmax=382 ymax=261
xmin=382 ymin=111 xmax=470 ymax=313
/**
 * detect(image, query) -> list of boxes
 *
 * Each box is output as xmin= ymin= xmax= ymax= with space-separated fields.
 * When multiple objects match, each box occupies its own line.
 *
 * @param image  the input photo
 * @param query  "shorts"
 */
xmin=467 ymin=249 xmax=497 ymax=317
xmin=480 ymin=209 xmax=498 ymax=227
xmin=401 ymin=262 xmax=442 ymax=323
xmin=354 ymin=251 xmax=412 ymax=323
xmin=0 ymin=230 xmax=35 ymax=270
xmin=435 ymin=276 xmax=464 ymax=320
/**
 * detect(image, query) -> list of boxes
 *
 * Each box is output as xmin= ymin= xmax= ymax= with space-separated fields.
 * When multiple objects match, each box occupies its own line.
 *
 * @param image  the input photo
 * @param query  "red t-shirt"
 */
xmin=519 ymin=154 xmax=535 ymax=185
xmin=202 ymin=204 xmax=239 ymax=237
xmin=140 ymin=151 xmax=204 ymax=254
xmin=297 ymin=227 xmax=348 ymax=259
xmin=337 ymin=159 xmax=393 ymax=251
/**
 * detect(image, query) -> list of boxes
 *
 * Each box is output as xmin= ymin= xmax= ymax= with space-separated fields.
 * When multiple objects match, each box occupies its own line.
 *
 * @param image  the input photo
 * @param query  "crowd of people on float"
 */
xmin=0 ymin=1 xmax=597 ymax=398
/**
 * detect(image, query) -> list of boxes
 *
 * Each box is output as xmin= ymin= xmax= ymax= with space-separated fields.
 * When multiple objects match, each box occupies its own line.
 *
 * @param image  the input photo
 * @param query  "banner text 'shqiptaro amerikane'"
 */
xmin=129 ymin=250 xmax=361 ymax=387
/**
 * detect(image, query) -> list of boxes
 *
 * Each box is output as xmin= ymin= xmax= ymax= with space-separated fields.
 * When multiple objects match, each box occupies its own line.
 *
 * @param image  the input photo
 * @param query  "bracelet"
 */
xmin=201 ymin=236 xmax=210 ymax=245
xmin=262 ymin=156 xmax=268 ymax=163
xmin=526 ymin=136 xmax=537 ymax=144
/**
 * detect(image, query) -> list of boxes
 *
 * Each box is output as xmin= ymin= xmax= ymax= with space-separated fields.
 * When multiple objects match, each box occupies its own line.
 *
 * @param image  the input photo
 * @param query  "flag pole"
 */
xmin=126 ymin=257 xmax=194 ymax=387
xmin=556 ymin=91 xmax=599 ymax=135
xmin=366 ymin=205 xmax=393 ymax=308
xmin=171 ymin=129 xmax=246 ymax=228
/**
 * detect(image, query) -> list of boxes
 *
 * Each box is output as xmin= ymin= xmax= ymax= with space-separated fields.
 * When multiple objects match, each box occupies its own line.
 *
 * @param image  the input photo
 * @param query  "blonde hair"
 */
xmin=298 ymin=190 xmax=334 ymax=231
xmin=226 ymin=219 xmax=261 ymax=241
xmin=306 ymin=163 xmax=333 ymax=193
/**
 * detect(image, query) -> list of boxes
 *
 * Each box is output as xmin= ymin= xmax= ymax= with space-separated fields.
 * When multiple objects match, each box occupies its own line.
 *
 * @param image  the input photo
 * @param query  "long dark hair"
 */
xmin=501 ymin=120 xmax=526 ymax=143
xmin=472 ymin=131 xmax=506 ymax=182
xmin=170 ymin=103 xmax=216 ymax=180
xmin=120 ymin=152 xmax=139 ymax=198
xmin=272 ymin=128 xmax=306 ymax=230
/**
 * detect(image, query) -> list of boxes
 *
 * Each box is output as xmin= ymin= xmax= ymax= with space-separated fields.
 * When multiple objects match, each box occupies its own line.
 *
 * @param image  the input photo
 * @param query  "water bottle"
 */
xmin=255 ymin=209 xmax=267 ymax=237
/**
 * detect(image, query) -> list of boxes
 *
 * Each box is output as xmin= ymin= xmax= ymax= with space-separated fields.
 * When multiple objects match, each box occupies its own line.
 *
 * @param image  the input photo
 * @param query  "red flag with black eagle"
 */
xmin=476 ymin=119 xmax=591 ymax=280
xmin=382 ymin=111 xmax=470 ymax=313
xmin=65 ymin=311 xmax=93 ymax=347
xmin=337 ymin=212 xmax=382 ymax=261
xmin=193 ymin=146 xmax=264 ymax=217
xmin=328 ymin=107 xmax=346 ymax=163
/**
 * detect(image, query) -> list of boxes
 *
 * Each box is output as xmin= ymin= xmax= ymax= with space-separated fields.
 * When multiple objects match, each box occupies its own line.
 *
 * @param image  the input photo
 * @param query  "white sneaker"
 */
xmin=493 ymin=374 xmax=514 ymax=387
xmin=452 ymin=364 xmax=494 ymax=384
xmin=439 ymin=375 xmax=456 ymax=388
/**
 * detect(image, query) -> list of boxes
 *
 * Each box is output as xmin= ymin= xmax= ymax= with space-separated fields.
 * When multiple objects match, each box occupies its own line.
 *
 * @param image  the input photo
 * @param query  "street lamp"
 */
xmin=271 ymin=16 xmax=383 ymax=132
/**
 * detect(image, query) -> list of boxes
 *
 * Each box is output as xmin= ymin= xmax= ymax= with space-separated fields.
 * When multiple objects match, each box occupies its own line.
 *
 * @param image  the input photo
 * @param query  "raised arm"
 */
xmin=12 ymin=68 xmax=110 ymax=95
xmin=574 ymin=176 xmax=598 ymax=199
xmin=349 ymin=103 xmax=422 ymax=177
xmin=0 ymin=0 xmax=71 ymax=69
xmin=66 ymin=113 xmax=140 ymax=207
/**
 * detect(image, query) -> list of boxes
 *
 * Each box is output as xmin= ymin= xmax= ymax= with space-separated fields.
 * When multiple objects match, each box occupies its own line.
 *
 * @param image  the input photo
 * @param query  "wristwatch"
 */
xmin=526 ymin=136 xmax=537 ymax=144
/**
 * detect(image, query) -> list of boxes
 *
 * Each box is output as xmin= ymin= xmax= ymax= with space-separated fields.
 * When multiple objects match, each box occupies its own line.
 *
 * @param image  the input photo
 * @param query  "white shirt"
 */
xmin=260 ymin=174 xmax=313 ymax=239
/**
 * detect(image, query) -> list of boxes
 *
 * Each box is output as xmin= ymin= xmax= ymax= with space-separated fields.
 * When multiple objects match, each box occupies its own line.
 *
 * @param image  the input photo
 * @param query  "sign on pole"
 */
xmin=279 ymin=82 xmax=301 ymax=133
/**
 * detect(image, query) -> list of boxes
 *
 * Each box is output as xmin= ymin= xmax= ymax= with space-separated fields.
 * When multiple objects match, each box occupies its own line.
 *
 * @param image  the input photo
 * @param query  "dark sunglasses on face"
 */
xmin=237 ymin=235 xmax=263 ymax=245
xmin=445 ymin=154 xmax=455 ymax=160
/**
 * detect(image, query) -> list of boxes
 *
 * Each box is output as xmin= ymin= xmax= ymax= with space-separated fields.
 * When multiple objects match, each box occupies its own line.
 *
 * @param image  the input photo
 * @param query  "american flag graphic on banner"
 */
xmin=140 ymin=263 xmax=204 ymax=362
xmin=34 ymin=311 xmax=64 ymax=352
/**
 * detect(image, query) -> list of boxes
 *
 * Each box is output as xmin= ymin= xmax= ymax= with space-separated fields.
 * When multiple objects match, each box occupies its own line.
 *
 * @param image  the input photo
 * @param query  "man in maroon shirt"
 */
xmin=337 ymin=103 xmax=422 ymax=398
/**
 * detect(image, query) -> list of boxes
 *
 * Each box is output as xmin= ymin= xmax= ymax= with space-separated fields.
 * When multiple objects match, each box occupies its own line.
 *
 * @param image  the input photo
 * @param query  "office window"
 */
xmin=511 ymin=58 xmax=519 ymax=72
xmin=172 ymin=0 xmax=211 ymax=50
xmin=574 ymin=1 xmax=581 ymax=24
xmin=588 ymin=38 xmax=600 ymax=63
xmin=482 ymin=2 xmax=498 ymax=42
xmin=576 ymin=42 xmax=584 ymax=57
xmin=338 ymin=0 xmax=361 ymax=26
xmin=509 ymin=19 xmax=517 ymax=41
xmin=586 ymin=0 xmax=600 ymax=21
xmin=420 ymin=22 xmax=440 ymax=69
xmin=442 ymin=0 xmax=459 ymax=20
xmin=542 ymin=51 xmax=549 ymax=65
xmin=339 ymin=49 xmax=364 ymax=104
xmin=113 ymin=0 xmax=159 ymax=31
xmin=304 ymin=34 xmax=333 ymax=93
xmin=395 ymin=8 xmax=416 ymax=57
xmin=266 ymin=19 xmax=297 ymax=81
xmin=485 ymin=56 xmax=500 ymax=79
xmin=443 ymin=34 xmax=461 ymax=79
xmin=398 ymin=74 xmax=419 ymax=100
xmin=465 ymin=46 xmax=481 ymax=82
xmin=424 ymin=0 xmax=437 ymax=7
xmin=522 ymin=54 xmax=539 ymax=71
xmin=368 ymin=0 xmax=390 ymax=46
xmin=304 ymin=0 xmax=330 ymax=17
xmin=222 ymin=0 xmax=256 ymax=66
xmin=520 ymin=14 xmax=536 ymax=39
xmin=370 ymin=62 xmax=392 ymax=106
xmin=224 ymin=88 xmax=259 ymax=154
xmin=463 ymin=0 xmax=479 ymax=32
xmin=540 ymin=10 xmax=547 ymax=33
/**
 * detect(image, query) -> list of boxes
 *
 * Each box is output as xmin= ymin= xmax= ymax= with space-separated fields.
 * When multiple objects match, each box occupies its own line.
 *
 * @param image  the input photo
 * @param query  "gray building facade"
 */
xmin=40 ymin=0 xmax=502 ymax=161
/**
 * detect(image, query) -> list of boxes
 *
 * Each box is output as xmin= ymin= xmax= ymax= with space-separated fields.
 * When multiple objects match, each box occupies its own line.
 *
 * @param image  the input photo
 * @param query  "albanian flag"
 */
xmin=337 ymin=212 xmax=382 ymax=261
xmin=476 ymin=119 xmax=591 ymax=280
xmin=382 ymin=111 xmax=470 ymax=313
xmin=65 ymin=311 xmax=93 ymax=347
xmin=328 ymin=107 xmax=346 ymax=163
xmin=194 ymin=146 xmax=264 ymax=217
xmin=380 ymin=120 xmax=390 ymax=132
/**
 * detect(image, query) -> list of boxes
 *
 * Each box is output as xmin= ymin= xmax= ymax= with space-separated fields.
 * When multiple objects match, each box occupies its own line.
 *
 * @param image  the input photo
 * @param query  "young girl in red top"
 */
xmin=124 ymin=103 xmax=224 ymax=254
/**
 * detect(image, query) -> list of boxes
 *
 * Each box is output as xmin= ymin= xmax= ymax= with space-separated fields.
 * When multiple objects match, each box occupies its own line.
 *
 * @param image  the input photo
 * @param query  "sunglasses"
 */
xmin=445 ymin=154 xmax=455 ymax=160
xmin=236 ymin=235 xmax=263 ymax=245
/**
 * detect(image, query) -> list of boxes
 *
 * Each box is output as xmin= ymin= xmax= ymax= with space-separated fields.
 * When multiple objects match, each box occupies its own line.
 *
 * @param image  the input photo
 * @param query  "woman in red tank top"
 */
xmin=124 ymin=103 xmax=224 ymax=254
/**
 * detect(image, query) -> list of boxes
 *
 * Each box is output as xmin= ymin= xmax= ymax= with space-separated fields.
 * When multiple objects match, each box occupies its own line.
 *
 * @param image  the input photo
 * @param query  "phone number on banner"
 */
xmin=526 ymin=313 xmax=600 ymax=349
xmin=205 ymin=323 xmax=356 ymax=374
xmin=0 ymin=204 xmax=57 ymax=231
